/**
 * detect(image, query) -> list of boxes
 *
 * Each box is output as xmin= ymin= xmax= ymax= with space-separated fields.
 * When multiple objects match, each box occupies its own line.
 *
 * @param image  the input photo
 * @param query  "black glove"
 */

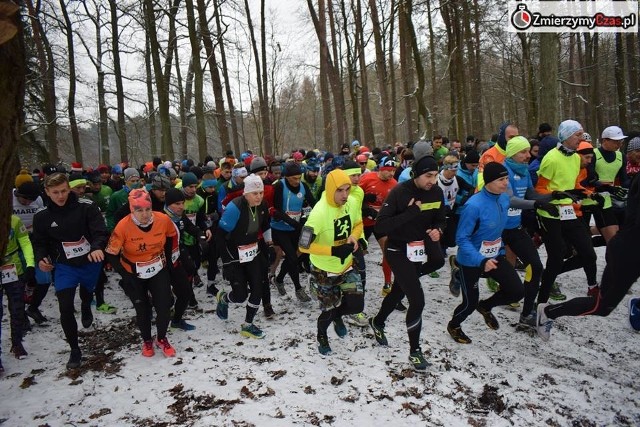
xmin=534 ymin=201 xmax=559 ymax=216
xmin=364 ymin=207 xmax=378 ymax=220
xmin=331 ymin=243 xmax=355 ymax=263
xmin=363 ymin=193 xmax=377 ymax=203
xmin=198 ymin=236 xmax=209 ymax=255
xmin=609 ymin=186 xmax=628 ymax=200
xmin=552 ymin=189 xmax=587 ymax=202
xmin=590 ymin=193 xmax=605 ymax=206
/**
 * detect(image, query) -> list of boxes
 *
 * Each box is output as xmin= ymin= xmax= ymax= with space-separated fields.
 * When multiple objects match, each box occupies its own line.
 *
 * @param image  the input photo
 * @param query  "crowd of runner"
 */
xmin=3 ymin=122 xmax=640 ymax=372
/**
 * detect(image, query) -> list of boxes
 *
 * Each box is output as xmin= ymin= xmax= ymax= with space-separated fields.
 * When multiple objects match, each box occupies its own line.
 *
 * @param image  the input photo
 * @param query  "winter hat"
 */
xmin=356 ymin=154 xmax=368 ymax=164
xmin=181 ymin=172 xmax=199 ymax=187
xmin=250 ymin=156 xmax=268 ymax=173
xmin=97 ymin=164 xmax=110 ymax=173
xmin=190 ymin=166 xmax=204 ymax=179
xmin=351 ymin=140 xmax=360 ymax=147
xmin=538 ymin=135 xmax=560 ymax=160
xmin=577 ymin=141 xmax=594 ymax=155
xmin=497 ymin=121 xmax=513 ymax=150
xmin=14 ymin=169 xmax=33 ymax=188
xmin=292 ymin=152 xmax=304 ymax=161
xmin=463 ymin=150 xmax=480 ymax=164
xmin=70 ymin=162 xmax=83 ymax=173
xmin=306 ymin=160 xmax=320 ymax=172
xmin=15 ymin=182 xmax=41 ymax=201
xmin=201 ymin=173 xmax=217 ymax=189
xmin=557 ymin=120 xmax=583 ymax=143
xmin=582 ymin=132 xmax=592 ymax=143
xmin=243 ymin=174 xmax=264 ymax=194
xmin=411 ymin=156 xmax=438 ymax=177
xmin=506 ymin=136 xmax=531 ymax=158
xmin=284 ymin=162 xmax=302 ymax=177
xmin=627 ymin=137 xmax=640 ymax=152
xmin=68 ymin=173 xmax=87 ymax=188
xmin=151 ymin=174 xmax=171 ymax=190
xmin=86 ymin=170 xmax=102 ymax=184
xmin=124 ymin=167 xmax=140 ymax=181
xmin=231 ymin=167 xmax=248 ymax=178
xmin=601 ymin=126 xmax=627 ymax=141
xmin=42 ymin=164 xmax=58 ymax=176
xmin=112 ymin=164 xmax=123 ymax=175
xmin=483 ymin=162 xmax=508 ymax=185
xmin=342 ymin=160 xmax=361 ymax=176
xmin=379 ymin=158 xmax=398 ymax=171
xmin=324 ymin=152 xmax=334 ymax=162
xmin=128 ymin=188 xmax=152 ymax=211
xmin=165 ymin=188 xmax=185 ymax=206
xmin=163 ymin=160 xmax=173 ymax=170
xmin=412 ymin=140 xmax=434 ymax=163
xmin=538 ymin=123 xmax=552 ymax=134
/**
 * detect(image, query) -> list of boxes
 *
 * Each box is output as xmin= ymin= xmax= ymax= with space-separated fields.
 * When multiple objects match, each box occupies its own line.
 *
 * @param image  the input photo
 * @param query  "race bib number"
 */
xmin=302 ymin=206 xmax=312 ymax=217
xmin=136 ymin=256 xmax=164 ymax=279
xmin=286 ymin=211 xmax=301 ymax=222
xmin=559 ymin=205 xmax=577 ymax=220
xmin=507 ymin=208 xmax=522 ymax=217
xmin=406 ymin=241 xmax=427 ymax=263
xmin=479 ymin=238 xmax=502 ymax=258
xmin=171 ymin=247 xmax=180 ymax=264
xmin=0 ymin=264 xmax=18 ymax=283
xmin=187 ymin=213 xmax=197 ymax=225
xmin=238 ymin=242 xmax=258 ymax=263
xmin=62 ymin=236 xmax=91 ymax=259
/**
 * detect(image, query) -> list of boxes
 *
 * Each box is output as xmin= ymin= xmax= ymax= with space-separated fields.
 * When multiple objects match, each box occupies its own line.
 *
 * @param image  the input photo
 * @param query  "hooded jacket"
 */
xmin=299 ymin=169 xmax=363 ymax=274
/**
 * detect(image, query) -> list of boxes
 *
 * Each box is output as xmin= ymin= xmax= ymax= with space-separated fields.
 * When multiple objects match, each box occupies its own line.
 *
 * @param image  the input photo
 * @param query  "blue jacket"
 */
xmin=504 ymin=160 xmax=533 ymax=229
xmin=455 ymin=166 xmax=477 ymax=215
xmin=455 ymin=188 xmax=509 ymax=268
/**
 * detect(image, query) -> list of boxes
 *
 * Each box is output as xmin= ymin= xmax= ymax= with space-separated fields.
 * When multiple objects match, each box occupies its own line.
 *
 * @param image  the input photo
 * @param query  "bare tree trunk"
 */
xmin=354 ymin=0 xmax=374 ymax=146
xmin=59 ymin=0 xmax=81 ymax=163
xmin=307 ymin=0 xmax=348 ymax=149
xmin=185 ymin=0 xmax=206 ymax=159
xmin=326 ymin=0 xmax=348 ymax=144
xmin=368 ymin=0 xmax=392 ymax=146
xmin=144 ymin=0 xmax=174 ymax=159
xmin=196 ymin=0 xmax=230 ymax=155
xmin=339 ymin=0 xmax=360 ymax=142
xmin=626 ymin=33 xmax=640 ymax=128
xmin=518 ymin=33 xmax=537 ymax=134
xmin=388 ymin=0 xmax=397 ymax=143
xmin=145 ymin=37 xmax=157 ymax=158
xmin=402 ymin=0 xmax=428 ymax=135
xmin=259 ymin=0 xmax=272 ymax=155
xmin=398 ymin=0 xmax=414 ymax=141
xmin=214 ymin=0 xmax=240 ymax=156
xmin=426 ymin=0 xmax=437 ymax=137
xmin=0 ymin=2 xmax=24 ymax=256
xmin=539 ymin=33 xmax=559 ymax=126
xmin=173 ymin=44 xmax=188 ymax=160
xmin=108 ymin=0 xmax=129 ymax=163
xmin=25 ymin=0 xmax=58 ymax=162
xmin=615 ymin=33 xmax=628 ymax=130
xmin=584 ymin=33 xmax=600 ymax=132
xmin=470 ymin=0 xmax=484 ymax=135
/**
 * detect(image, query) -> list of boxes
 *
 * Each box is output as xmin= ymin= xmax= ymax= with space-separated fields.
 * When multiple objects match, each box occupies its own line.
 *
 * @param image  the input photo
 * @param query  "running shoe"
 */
xmin=536 ymin=303 xmax=553 ymax=341
xmin=550 ymin=282 xmax=567 ymax=301
xmin=171 ymin=319 xmax=196 ymax=331
xmin=142 ymin=340 xmax=155 ymax=357
xmin=518 ymin=311 xmax=537 ymax=328
xmin=447 ymin=323 xmax=472 ymax=344
xmin=368 ymin=318 xmax=388 ymax=346
xmin=295 ymin=288 xmax=311 ymax=302
xmin=66 ymin=348 xmax=82 ymax=369
xmin=381 ymin=282 xmax=392 ymax=297
xmin=156 ymin=337 xmax=176 ymax=357
xmin=408 ymin=349 xmax=429 ymax=371
xmin=629 ymin=297 xmax=640 ymax=332
xmin=346 ymin=312 xmax=368 ymax=327
xmin=11 ymin=343 xmax=28 ymax=360
xmin=271 ymin=275 xmax=287 ymax=296
xmin=241 ymin=323 xmax=266 ymax=339
xmin=317 ymin=334 xmax=331 ymax=355
xmin=476 ymin=304 xmax=499 ymax=330
xmin=263 ymin=304 xmax=275 ymax=319
xmin=486 ymin=277 xmax=499 ymax=293
xmin=216 ymin=290 xmax=229 ymax=320
xmin=96 ymin=303 xmax=117 ymax=314
xmin=428 ymin=271 xmax=440 ymax=279
xmin=206 ymin=283 xmax=219 ymax=297
xmin=508 ymin=302 xmax=521 ymax=309
xmin=333 ymin=317 xmax=347 ymax=338
xmin=26 ymin=306 xmax=48 ymax=325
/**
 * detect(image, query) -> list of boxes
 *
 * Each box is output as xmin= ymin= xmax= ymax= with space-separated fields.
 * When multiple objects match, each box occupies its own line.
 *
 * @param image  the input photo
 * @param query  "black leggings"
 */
xmin=1 ymin=280 xmax=25 ymax=346
xmin=374 ymin=239 xmax=444 ymax=353
xmin=170 ymin=264 xmax=193 ymax=323
xmin=546 ymin=230 xmax=640 ymax=319
xmin=130 ymin=268 xmax=172 ymax=341
xmin=318 ymin=293 xmax=364 ymax=335
xmin=226 ymin=257 xmax=265 ymax=324
xmin=56 ymin=286 xmax=93 ymax=350
xmin=273 ymin=229 xmax=302 ymax=290
xmin=450 ymin=255 xmax=523 ymax=328
xmin=539 ymin=217 xmax=597 ymax=303
xmin=503 ymin=227 xmax=543 ymax=316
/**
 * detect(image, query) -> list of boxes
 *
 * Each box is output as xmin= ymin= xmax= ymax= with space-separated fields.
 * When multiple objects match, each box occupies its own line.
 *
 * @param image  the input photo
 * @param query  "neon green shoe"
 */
xmin=486 ymin=277 xmax=499 ymax=292
xmin=429 ymin=271 xmax=440 ymax=279
xmin=241 ymin=323 xmax=265 ymax=339
xmin=96 ymin=303 xmax=117 ymax=314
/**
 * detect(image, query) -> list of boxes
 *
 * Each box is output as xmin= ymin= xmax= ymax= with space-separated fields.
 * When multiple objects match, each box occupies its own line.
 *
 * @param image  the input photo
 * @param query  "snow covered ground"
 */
xmin=1 ymin=243 xmax=638 ymax=426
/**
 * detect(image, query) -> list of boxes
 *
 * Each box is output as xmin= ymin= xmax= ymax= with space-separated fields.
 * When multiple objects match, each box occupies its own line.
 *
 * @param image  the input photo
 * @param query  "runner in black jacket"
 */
xmin=369 ymin=155 xmax=446 ymax=371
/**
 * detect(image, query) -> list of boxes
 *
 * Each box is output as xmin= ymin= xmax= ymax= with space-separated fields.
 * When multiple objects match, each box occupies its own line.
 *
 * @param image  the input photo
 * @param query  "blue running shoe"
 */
xmin=333 ymin=317 xmax=347 ymax=338
xmin=317 ymin=334 xmax=331 ymax=355
xmin=216 ymin=290 xmax=228 ymax=320
xmin=629 ymin=297 xmax=640 ymax=332
xmin=171 ymin=319 xmax=196 ymax=331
